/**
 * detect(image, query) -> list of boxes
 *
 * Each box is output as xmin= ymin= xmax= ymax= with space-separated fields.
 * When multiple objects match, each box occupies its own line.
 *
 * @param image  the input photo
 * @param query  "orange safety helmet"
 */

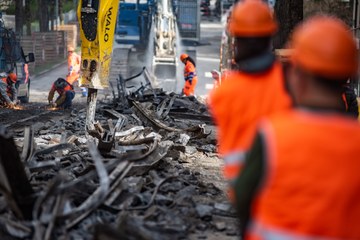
xmin=227 ymin=0 xmax=277 ymax=37
xmin=290 ymin=16 xmax=358 ymax=79
xmin=8 ymin=72 xmax=17 ymax=83
xmin=180 ymin=53 xmax=188 ymax=62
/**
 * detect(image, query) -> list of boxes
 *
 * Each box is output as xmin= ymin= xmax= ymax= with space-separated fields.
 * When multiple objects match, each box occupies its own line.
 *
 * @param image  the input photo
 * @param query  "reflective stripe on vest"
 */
xmin=248 ymin=220 xmax=337 ymax=240
xmin=184 ymin=61 xmax=197 ymax=80
xmin=223 ymin=151 xmax=246 ymax=181
xmin=223 ymin=151 xmax=246 ymax=166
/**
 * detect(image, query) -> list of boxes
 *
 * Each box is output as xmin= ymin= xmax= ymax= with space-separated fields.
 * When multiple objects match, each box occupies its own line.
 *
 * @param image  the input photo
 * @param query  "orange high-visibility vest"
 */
xmin=183 ymin=61 xmax=198 ymax=96
xmin=66 ymin=73 xmax=79 ymax=85
xmin=209 ymin=62 xmax=291 ymax=182
xmin=248 ymin=110 xmax=360 ymax=240
xmin=68 ymin=52 xmax=81 ymax=73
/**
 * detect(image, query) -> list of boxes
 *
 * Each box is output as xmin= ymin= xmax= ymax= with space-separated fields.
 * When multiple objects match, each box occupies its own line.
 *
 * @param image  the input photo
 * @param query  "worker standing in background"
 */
xmin=67 ymin=46 xmax=87 ymax=97
xmin=235 ymin=16 xmax=360 ymax=239
xmin=342 ymin=81 xmax=359 ymax=118
xmin=48 ymin=78 xmax=75 ymax=109
xmin=180 ymin=53 xmax=198 ymax=96
xmin=208 ymin=0 xmax=291 ymax=197
xmin=24 ymin=62 xmax=29 ymax=84
xmin=211 ymin=69 xmax=221 ymax=88
xmin=0 ymin=72 xmax=18 ymax=108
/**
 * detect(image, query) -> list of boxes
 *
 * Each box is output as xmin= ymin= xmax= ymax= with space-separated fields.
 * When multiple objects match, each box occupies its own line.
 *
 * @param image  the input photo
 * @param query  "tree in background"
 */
xmin=59 ymin=0 xmax=64 ymax=25
xmin=25 ymin=0 xmax=31 ymax=35
xmin=38 ymin=0 xmax=49 ymax=32
xmin=15 ymin=0 xmax=23 ymax=34
xmin=273 ymin=0 xmax=303 ymax=49
xmin=0 ymin=0 xmax=13 ymax=11
xmin=304 ymin=0 xmax=353 ymax=26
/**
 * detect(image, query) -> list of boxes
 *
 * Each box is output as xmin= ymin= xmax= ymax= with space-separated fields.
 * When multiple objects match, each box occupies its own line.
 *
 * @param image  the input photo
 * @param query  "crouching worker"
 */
xmin=48 ymin=78 xmax=75 ymax=109
xmin=0 ymin=72 xmax=18 ymax=108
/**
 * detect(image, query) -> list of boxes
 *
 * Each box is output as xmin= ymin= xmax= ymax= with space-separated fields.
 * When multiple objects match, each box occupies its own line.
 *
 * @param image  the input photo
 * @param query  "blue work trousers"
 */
xmin=57 ymin=91 xmax=75 ymax=109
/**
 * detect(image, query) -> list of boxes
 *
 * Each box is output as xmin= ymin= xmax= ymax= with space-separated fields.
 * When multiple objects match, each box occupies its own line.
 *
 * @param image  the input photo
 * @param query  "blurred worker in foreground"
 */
xmin=0 ymin=72 xmax=18 ymax=108
xmin=48 ymin=78 xmax=75 ymax=109
xmin=234 ymin=16 xmax=360 ymax=239
xmin=67 ymin=46 xmax=87 ymax=97
xmin=208 ymin=0 xmax=291 ymax=195
xmin=180 ymin=54 xmax=198 ymax=96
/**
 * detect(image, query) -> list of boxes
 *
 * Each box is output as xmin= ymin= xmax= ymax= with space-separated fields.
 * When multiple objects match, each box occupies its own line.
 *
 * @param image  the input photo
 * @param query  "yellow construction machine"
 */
xmin=77 ymin=0 xmax=119 ymax=89
xmin=77 ymin=0 xmax=120 ymax=128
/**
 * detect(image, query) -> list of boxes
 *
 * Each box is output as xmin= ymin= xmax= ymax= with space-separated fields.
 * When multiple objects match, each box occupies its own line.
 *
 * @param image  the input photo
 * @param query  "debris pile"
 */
xmin=0 ymin=82 xmax=240 ymax=239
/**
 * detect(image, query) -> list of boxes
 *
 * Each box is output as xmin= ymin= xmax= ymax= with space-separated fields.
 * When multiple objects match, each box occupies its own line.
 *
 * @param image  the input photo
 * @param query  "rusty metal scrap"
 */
xmin=0 ymin=125 xmax=35 ymax=220
xmin=0 ymin=75 xmax=241 ymax=239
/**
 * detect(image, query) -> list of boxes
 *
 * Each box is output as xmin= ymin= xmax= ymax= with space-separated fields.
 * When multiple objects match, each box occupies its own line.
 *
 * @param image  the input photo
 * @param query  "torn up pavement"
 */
xmin=0 ymin=73 xmax=240 ymax=240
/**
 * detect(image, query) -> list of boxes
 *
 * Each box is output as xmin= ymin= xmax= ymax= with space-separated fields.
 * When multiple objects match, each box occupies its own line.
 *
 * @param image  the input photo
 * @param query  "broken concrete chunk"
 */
xmin=214 ymin=221 xmax=226 ymax=231
xmin=75 ymin=137 xmax=88 ymax=145
xmin=196 ymin=204 xmax=213 ymax=220
xmin=185 ymin=146 xmax=197 ymax=155
xmin=178 ymin=133 xmax=190 ymax=146
xmin=196 ymin=144 xmax=217 ymax=153
xmin=214 ymin=203 xmax=232 ymax=212
xmin=121 ymin=177 xmax=144 ymax=193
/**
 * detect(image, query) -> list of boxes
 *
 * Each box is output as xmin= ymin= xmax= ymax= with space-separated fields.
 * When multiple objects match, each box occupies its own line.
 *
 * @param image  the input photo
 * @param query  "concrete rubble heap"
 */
xmin=0 ymin=83 xmax=240 ymax=239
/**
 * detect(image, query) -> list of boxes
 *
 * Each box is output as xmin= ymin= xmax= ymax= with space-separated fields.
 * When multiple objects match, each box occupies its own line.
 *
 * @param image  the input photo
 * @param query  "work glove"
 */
xmin=48 ymin=100 xmax=57 ymax=108
xmin=7 ymin=102 xmax=15 ymax=109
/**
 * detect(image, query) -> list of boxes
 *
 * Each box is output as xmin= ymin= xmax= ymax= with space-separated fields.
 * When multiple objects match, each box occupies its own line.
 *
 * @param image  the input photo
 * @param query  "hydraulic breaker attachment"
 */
xmin=77 ymin=0 xmax=119 ymax=89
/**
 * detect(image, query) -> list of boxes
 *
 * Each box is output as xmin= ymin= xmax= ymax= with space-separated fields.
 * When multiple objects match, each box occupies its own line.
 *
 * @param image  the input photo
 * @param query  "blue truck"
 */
xmin=115 ymin=0 xmax=200 ymax=46
xmin=115 ymin=0 xmax=155 ymax=46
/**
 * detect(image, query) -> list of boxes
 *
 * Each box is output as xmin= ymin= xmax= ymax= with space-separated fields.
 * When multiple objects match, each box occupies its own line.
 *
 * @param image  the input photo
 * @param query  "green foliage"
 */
xmin=4 ymin=3 xmax=15 ymax=14
xmin=63 ymin=0 xmax=76 ymax=12
xmin=30 ymin=1 xmax=38 ymax=21
xmin=0 ymin=0 xmax=14 ymax=12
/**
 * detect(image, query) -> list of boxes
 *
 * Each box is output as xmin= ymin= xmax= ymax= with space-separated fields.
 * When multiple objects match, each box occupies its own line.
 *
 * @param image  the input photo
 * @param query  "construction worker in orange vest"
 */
xmin=208 ymin=0 xmax=292 ymax=197
xmin=67 ymin=46 xmax=87 ymax=97
xmin=211 ymin=69 xmax=221 ymax=88
xmin=0 ymin=72 xmax=18 ymax=108
xmin=234 ymin=16 xmax=360 ymax=239
xmin=48 ymin=78 xmax=75 ymax=109
xmin=180 ymin=53 xmax=198 ymax=96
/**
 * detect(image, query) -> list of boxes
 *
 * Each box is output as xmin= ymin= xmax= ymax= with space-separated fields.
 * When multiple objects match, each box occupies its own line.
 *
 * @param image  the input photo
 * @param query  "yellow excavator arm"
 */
xmin=77 ymin=0 xmax=119 ymax=89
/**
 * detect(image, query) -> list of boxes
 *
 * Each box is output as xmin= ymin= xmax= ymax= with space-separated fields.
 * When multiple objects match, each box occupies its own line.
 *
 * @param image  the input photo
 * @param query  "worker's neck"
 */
xmin=297 ymin=93 xmax=344 ymax=112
